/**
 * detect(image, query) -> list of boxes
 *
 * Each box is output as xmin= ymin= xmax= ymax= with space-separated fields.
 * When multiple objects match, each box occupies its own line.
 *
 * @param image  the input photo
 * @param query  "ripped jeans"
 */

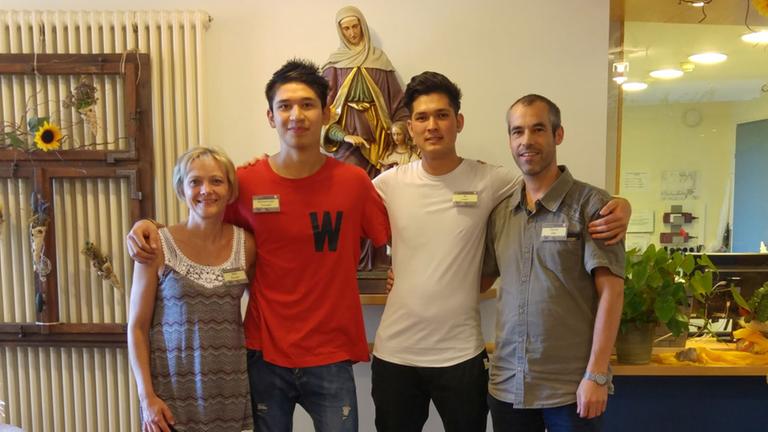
xmin=247 ymin=350 xmax=358 ymax=432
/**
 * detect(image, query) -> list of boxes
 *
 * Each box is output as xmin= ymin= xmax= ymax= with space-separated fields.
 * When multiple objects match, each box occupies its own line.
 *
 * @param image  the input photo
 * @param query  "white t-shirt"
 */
xmin=372 ymin=159 xmax=519 ymax=367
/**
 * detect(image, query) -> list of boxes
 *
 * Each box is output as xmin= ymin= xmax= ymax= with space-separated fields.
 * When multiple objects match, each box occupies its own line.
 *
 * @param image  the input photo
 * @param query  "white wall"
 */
xmin=620 ymin=96 xmax=768 ymax=252
xmin=5 ymin=0 xmax=611 ymax=187
xmin=3 ymin=0 xmax=611 ymax=430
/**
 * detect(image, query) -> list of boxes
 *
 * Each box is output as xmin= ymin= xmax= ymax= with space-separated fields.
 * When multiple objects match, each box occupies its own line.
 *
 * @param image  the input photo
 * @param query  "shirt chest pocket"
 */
xmin=534 ymin=234 xmax=585 ymax=277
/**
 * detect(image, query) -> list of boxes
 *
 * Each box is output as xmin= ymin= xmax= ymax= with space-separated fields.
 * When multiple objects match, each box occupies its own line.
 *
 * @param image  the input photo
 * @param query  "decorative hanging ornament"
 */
xmin=0 ymin=202 xmax=5 ymax=239
xmin=29 ymin=193 xmax=51 ymax=282
xmin=63 ymin=77 xmax=100 ymax=137
xmin=81 ymin=241 xmax=123 ymax=291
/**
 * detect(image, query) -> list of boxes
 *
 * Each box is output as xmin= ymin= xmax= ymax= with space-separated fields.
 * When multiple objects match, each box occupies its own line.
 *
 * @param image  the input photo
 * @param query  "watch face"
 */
xmin=586 ymin=372 xmax=608 ymax=385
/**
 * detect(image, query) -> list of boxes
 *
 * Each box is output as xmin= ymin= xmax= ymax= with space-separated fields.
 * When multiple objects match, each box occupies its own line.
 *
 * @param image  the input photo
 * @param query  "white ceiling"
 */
xmin=619 ymin=0 xmax=768 ymax=105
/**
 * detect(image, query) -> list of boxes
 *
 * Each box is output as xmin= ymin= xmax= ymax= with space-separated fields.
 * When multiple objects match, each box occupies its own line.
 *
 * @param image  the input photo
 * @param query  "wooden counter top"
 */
xmin=611 ymin=346 xmax=768 ymax=376
xmin=478 ymin=344 xmax=768 ymax=376
xmin=612 ymin=362 xmax=768 ymax=376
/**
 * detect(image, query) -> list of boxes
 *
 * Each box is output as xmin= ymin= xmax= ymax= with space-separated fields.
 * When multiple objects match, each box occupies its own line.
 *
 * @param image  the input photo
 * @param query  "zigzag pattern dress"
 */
xmin=149 ymin=226 xmax=252 ymax=431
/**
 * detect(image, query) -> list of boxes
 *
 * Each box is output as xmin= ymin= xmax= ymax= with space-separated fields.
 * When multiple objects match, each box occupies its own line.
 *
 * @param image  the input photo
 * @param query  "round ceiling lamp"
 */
xmin=688 ymin=52 xmax=727 ymax=64
xmin=649 ymin=69 xmax=684 ymax=79
xmin=741 ymin=31 xmax=768 ymax=44
xmin=622 ymin=82 xmax=648 ymax=91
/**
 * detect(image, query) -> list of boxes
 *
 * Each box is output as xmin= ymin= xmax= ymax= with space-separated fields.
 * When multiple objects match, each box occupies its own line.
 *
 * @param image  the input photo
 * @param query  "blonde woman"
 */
xmin=128 ymin=147 xmax=255 ymax=432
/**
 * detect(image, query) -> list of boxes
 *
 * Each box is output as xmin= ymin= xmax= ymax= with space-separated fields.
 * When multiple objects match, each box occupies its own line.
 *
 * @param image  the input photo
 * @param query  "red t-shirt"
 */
xmin=225 ymin=157 xmax=390 ymax=367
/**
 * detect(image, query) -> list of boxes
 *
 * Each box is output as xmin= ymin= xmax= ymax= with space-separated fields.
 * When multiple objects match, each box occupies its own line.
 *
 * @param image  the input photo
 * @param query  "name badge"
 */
xmin=253 ymin=195 xmax=280 ymax=213
xmin=222 ymin=268 xmax=248 ymax=285
xmin=541 ymin=223 xmax=567 ymax=241
xmin=452 ymin=191 xmax=478 ymax=207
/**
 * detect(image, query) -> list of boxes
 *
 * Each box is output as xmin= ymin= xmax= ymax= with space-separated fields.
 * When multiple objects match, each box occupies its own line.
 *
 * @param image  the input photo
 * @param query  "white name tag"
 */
xmin=222 ymin=268 xmax=248 ymax=285
xmin=541 ymin=223 xmax=567 ymax=241
xmin=452 ymin=191 xmax=478 ymax=207
xmin=252 ymin=195 xmax=280 ymax=213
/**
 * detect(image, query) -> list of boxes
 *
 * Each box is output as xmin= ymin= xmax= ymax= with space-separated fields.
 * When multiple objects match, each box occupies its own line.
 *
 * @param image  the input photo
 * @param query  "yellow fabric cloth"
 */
xmin=733 ymin=327 xmax=768 ymax=353
xmin=655 ymin=335 xmax=768 ymax=366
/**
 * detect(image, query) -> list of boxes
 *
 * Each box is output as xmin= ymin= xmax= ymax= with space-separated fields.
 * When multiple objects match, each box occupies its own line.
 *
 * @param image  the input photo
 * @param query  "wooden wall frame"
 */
xmin=0 ymin=53 xmax=154 ymax=347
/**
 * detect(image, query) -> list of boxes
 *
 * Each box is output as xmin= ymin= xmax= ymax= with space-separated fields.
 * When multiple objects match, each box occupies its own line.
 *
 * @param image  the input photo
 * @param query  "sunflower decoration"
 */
xmin=33 ymin=121 xmax=63 ymax=152
xmin=755 ymin=0 xmax=768 ymax=17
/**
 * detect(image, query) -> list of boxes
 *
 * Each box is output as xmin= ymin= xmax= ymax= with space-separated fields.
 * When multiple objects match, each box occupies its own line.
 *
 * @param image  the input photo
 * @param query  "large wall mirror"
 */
xmin=616 ymin=0 xmax=768 ymax=253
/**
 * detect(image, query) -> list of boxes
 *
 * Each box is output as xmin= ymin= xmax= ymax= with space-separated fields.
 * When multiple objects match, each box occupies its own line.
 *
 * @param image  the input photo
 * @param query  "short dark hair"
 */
xmin=265 ymin=59 xmax=329 ymax=110
xmin=403 ymin=71 xmax=462 ymax=115
xmin=508 ymin=94 xmax=562 ymax=136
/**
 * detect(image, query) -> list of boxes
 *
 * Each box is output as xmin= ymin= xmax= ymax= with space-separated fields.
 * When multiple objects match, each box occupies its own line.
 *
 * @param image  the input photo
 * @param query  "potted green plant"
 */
xmin=617 ymin=244 xmax=717 ymax=364
xmin=731 ymin=283 xmax=768 ymax=339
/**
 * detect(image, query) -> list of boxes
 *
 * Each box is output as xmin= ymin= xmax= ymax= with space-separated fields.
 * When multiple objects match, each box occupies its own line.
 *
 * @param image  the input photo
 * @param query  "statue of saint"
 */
xmin=380 ymin=121 xmax=420 ymax=170
xmin=322 ymin=6 xmax=408 ymax=178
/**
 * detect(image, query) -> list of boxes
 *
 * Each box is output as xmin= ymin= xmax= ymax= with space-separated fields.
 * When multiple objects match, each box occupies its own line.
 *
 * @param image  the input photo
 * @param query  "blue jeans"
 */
xmin=247 ymin=350 xmax=358 ymax=432
xmin=488 ymin=394 xmax=603 ymax=432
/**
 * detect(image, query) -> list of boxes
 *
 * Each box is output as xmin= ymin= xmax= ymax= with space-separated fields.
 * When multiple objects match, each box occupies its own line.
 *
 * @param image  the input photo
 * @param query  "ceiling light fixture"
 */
xmin=741 ymin=31 xmax=768 ymax=44
xmin=679 ymin=0 xmax=711 ymax=6
xmin=622 ymin=82 xmax=648 ymax=91
xmin=613 ymin=62 xmax=629 ymax=73
xmin=612 ymin=62 xmax=629 ymax=85
xmin=688 ymin=52 xmax=727 ymax=64
xmin=649 ymin=69 xmax=684 ymax=79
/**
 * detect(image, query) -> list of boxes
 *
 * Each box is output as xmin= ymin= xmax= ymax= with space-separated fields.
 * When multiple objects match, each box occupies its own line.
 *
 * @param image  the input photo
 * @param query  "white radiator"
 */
xmin=0 ymin=10 xmax=210 ymax=432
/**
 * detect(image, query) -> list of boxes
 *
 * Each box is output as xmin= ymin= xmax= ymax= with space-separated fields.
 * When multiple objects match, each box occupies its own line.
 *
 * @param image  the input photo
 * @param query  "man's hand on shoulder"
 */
xmin=238 ymin=153 xmax=270 ymax=169
xmin=126 ymin=219 xmax=162 ymax=264
xmin=588 ymin=197 xmax=631 ymax=245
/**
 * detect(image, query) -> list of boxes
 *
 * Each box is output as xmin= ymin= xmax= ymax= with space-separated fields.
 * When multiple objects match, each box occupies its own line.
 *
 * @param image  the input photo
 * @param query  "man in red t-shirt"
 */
xmin=128 ymin=59 xmax=389 ymax=432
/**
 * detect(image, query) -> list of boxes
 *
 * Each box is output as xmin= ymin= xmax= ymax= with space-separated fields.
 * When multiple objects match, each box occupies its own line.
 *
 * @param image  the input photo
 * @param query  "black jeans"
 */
xmin=371 ymin=350 xmax=489 ymax=432
xmin=488 ymin=393 xmax=604 ymax=432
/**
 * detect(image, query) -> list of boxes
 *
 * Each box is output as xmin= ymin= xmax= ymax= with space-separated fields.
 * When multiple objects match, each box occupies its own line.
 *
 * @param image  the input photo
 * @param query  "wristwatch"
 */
xmin=583 ymin=371 xmax=609 ymax=386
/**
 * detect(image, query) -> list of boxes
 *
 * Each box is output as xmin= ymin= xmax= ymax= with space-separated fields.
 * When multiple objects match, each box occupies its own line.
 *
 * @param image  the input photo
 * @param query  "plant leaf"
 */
xmin=1 ymin=132 xmax=26 ymax=148
xmin=655 ymin=295 xmax=676 ymax=323
xmin=731 ymin=287 xmax=751 ymax=312
xmin=27 ymin=116 xmax=49 ymax=132
xmin=680 ymin=254 xmax=695 ymax=275
xmin=697 ymin=254 xmax=717 ymax=271
xmin=689 ymin=271 xmax=712 ymax=301
xmin=666 ymin=313 xmax=689 ymax=337
xmin=9 ymin=133 xmax=26 ymax=148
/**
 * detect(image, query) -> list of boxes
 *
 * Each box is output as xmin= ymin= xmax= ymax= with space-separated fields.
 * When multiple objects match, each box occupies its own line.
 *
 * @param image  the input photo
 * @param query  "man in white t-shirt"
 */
xmin=370 ymin=71 xmax=630 ymax=432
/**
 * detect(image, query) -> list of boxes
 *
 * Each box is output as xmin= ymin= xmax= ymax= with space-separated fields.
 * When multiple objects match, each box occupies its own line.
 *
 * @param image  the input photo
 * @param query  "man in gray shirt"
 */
xmin=484 ymin=94 xmax=625 ymax=432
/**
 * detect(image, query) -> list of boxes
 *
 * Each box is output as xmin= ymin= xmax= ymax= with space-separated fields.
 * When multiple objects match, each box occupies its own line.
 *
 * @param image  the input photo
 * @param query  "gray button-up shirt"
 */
xmin=483 ymin=166 xmax=624 ymax=408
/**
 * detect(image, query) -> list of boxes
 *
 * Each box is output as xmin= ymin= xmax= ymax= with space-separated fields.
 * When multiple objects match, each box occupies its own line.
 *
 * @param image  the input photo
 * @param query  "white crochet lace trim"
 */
xmin=159 ymin=227 xmax=243 ymax=289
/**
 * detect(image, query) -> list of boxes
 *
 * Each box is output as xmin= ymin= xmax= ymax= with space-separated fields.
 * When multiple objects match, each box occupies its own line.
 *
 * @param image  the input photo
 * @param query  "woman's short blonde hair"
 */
xmin=172 ymin=147 xmax=238 ymax=204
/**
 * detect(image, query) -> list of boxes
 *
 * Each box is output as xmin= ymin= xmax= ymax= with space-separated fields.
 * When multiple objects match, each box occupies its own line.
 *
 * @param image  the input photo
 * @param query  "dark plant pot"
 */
xmin=616 ymin=322 xmax=655 ymax=364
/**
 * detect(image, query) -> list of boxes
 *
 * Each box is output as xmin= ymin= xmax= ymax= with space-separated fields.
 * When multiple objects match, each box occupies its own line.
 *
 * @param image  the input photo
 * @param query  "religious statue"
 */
xmin=321 ymin=5 xmax=408 ymax=178
xmin=380 ymin=121 xmax=420 ymax=170
xmin=322 ymin=6 xmax=408 ymax=272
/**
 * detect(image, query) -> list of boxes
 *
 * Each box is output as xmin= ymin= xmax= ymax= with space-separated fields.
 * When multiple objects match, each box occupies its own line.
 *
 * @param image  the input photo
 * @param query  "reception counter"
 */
xmin=605 ymin=346 xmax=768 ymax=432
